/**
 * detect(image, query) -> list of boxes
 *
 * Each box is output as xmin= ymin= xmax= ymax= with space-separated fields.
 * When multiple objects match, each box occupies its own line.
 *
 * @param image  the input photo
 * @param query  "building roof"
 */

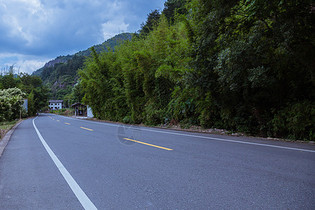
xmin=71 ymin=102 xmax=86 ymax=107
xmin=49 ymin=100 xmax=63 ymax=103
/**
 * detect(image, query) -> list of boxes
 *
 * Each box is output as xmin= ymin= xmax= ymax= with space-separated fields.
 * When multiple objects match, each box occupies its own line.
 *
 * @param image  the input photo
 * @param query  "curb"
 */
xmin=0 ymin=120 xmax=23 ymax=158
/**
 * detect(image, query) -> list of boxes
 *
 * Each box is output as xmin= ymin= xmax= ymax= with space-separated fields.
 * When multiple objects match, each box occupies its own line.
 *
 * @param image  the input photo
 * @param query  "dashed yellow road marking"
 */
xmin=65 ymin=122 xmax=71 ymax=125
xmin=123 ymin=138 xmax=173 ymax=151
xmin=80 ymin=126 xmax=93 ymax=131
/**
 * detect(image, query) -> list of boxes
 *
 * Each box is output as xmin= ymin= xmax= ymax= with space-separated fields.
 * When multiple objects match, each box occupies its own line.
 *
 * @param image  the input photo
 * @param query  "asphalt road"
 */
xmin=0 ymin=113 xmax=314 ymax=209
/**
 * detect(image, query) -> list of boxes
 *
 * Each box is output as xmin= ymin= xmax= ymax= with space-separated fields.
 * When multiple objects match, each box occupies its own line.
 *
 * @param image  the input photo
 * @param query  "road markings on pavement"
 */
xmin=56 ymin=120 xmax=60 ymax=122
xmin=80 ymin=126 xmax=93 ymax=131
xmin=57 ymin=114 xmax=315 ymax=153
xmin=124 ymin=138 xmax=173 ymax=151
xmin=142 ymin=129 xmax=315 ymax=153
xmin=32 ymin=117 xmax=97 ymax=210
xmin=65 ymin=122 xmax=71 ymax=125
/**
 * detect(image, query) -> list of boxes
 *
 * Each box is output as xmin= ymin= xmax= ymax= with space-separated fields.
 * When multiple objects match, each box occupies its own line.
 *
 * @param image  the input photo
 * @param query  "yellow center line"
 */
xmin=124 ymin=138 xmax=173 ymax=151
xmin=65 ymin=122 xmax=71 ymax=125
xmin=80 ymin=126 xmax=93 ymax=131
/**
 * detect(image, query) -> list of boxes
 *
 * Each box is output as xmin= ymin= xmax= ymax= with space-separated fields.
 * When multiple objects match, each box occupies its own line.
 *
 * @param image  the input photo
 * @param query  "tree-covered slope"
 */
xmin=32 ymin=33 xmax=133 ymax=103
xmin=79 ymin=0 xmax=314 ymax=141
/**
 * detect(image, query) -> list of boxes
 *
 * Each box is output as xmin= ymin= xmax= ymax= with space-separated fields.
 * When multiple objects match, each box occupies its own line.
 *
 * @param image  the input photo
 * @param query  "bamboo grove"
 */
xmin=79 ymin=0 xmax=315 ymax=140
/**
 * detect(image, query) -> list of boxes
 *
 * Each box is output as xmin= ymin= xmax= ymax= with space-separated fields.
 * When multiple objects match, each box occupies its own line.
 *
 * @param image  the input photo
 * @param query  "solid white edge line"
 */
xmin=144 ymin=129 xmax=315 ymax=153
xmin=52 ymin=114 xmax=315 ymax=153
xmin=32 ymin=117 xmax=97 ymax=210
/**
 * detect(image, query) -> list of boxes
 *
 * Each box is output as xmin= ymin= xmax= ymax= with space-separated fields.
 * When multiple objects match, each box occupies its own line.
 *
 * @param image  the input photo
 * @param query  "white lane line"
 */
xmin=140 ymin=129 xmax=315 ymax=153
xmin=56 ymin=114 xmax=315 ymax=153
xmin=32 ymin=117 xmax=97 ymax=210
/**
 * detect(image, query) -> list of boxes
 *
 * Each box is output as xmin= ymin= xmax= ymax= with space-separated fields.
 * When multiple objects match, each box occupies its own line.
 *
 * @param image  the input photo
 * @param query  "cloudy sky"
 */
xmin=0 ymin=0 xmax=165 ymax=74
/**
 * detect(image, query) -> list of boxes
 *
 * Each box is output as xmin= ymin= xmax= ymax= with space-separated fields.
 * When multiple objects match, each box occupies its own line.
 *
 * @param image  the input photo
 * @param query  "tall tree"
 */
xmin=139 ymin=10 xmax=161 ymax=37
xmin=163 ymin=0 xmax=188 ymax=23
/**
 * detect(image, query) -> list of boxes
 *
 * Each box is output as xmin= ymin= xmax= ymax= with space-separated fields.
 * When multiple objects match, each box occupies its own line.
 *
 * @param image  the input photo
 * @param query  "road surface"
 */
xmin=0 ymin=114 xmax=314 ymax=209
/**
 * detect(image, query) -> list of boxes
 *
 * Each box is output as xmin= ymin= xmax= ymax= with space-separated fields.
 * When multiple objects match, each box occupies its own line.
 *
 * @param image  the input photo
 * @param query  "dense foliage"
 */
xmin=0 ymin=71 xmax=49 ymax=118
xmin=0 ymin=88 xmax=25 ymax=122
xmin=78 ymin=0 xmax=314 ymax=140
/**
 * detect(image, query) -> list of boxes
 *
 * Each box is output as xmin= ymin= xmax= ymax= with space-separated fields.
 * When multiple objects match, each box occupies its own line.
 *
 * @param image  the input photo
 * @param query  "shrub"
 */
xmin=271 ymin=101 xmax=315 ymax=140
xmin=123 ymin=116 xmax=132 ymax=124
xmin=0 ymin=88 xmax=25 ymax=121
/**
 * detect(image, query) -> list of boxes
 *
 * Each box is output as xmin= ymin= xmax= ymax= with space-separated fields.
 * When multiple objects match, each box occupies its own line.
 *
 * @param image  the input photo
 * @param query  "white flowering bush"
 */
xmin=0 ymin=88 xmax=26 ymax=122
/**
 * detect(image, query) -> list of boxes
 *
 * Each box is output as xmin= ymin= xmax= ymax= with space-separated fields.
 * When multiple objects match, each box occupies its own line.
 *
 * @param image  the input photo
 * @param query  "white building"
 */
xmin=49 ymin=100 xmax=63 ymax=110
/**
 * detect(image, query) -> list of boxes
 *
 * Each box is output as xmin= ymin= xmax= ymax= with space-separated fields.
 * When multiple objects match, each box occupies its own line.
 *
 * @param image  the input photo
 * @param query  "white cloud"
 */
xmin=15 ymin=59 xmax=48 ymax=74
xmin=0 ymin=53 xmax=50 ymax=74
xmin=101 ymin=20 xmax=129 ymax=41
xmin=0 ymin=0 xmax=49 ymax=46
xmin=0 ymin=0 xmax=166 ymax=73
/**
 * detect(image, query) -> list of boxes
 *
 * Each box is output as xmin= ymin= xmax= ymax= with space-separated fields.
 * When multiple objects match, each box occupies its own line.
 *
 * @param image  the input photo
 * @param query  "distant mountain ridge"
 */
xmin=32 ymin=32 xmax=133 ymax=100
xmin=32 ymin=32 xmax=133 ymax=76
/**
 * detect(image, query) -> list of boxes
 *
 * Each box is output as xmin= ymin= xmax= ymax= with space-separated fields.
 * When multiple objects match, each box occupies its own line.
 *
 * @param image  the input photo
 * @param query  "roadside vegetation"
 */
xmin=0 ymin=120 xmax=19 ymax=140
xmin=78 ymin=0 xmax=314 ymax=141
xmin=0 ymin=88 xmax=25 ymax=121
xmin=0 ymin=68 xmax=49 ymax=139
xmin=50 ymin=108 xmax=74 ymax=116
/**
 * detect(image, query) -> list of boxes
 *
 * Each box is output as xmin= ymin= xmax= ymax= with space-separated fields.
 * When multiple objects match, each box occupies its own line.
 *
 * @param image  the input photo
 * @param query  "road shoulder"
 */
xmin=0 ymin=120 xmax=23 ymax=158
xmin=55 ymin=113 xmax=315 ymax=145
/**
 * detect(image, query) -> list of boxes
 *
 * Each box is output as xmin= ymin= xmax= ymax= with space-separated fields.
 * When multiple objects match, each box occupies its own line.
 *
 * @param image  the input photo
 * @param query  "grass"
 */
xmin=0 ymin=120 xmax=18 ymax=140
xmin=50 ymin=108 xmax=74 ymax=116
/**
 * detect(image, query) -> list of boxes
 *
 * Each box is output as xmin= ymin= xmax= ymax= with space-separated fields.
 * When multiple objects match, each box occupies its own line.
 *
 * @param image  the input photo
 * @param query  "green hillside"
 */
xmin=76 ymin=32 xmax=133 ymax=56
xmin=32 ymin=33 xmax=133 ymax=104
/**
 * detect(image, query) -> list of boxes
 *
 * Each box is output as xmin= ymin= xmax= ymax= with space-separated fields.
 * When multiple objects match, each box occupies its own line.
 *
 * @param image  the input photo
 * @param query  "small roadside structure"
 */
xmin=49 ymin=100 xmax=63 ymax=110
xmin=87 ymin=105 xmax=94 ymax=118
xmin=71 ymin=102 xmax=87 ymax=116
xmin=23 ymin=99 xmax=28 ymax=111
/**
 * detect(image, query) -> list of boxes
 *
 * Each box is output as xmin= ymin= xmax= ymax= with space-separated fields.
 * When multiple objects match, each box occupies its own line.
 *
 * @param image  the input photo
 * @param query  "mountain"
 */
xmin=75 ymin=32 xmax=133 ymax=56
xmin=33 ymin=33 xmax=133 ymax=77
xmin=32 ymin=33 xmax=133 ymax=101
xmin=32 ymin=55 xmax=73 ymax=77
